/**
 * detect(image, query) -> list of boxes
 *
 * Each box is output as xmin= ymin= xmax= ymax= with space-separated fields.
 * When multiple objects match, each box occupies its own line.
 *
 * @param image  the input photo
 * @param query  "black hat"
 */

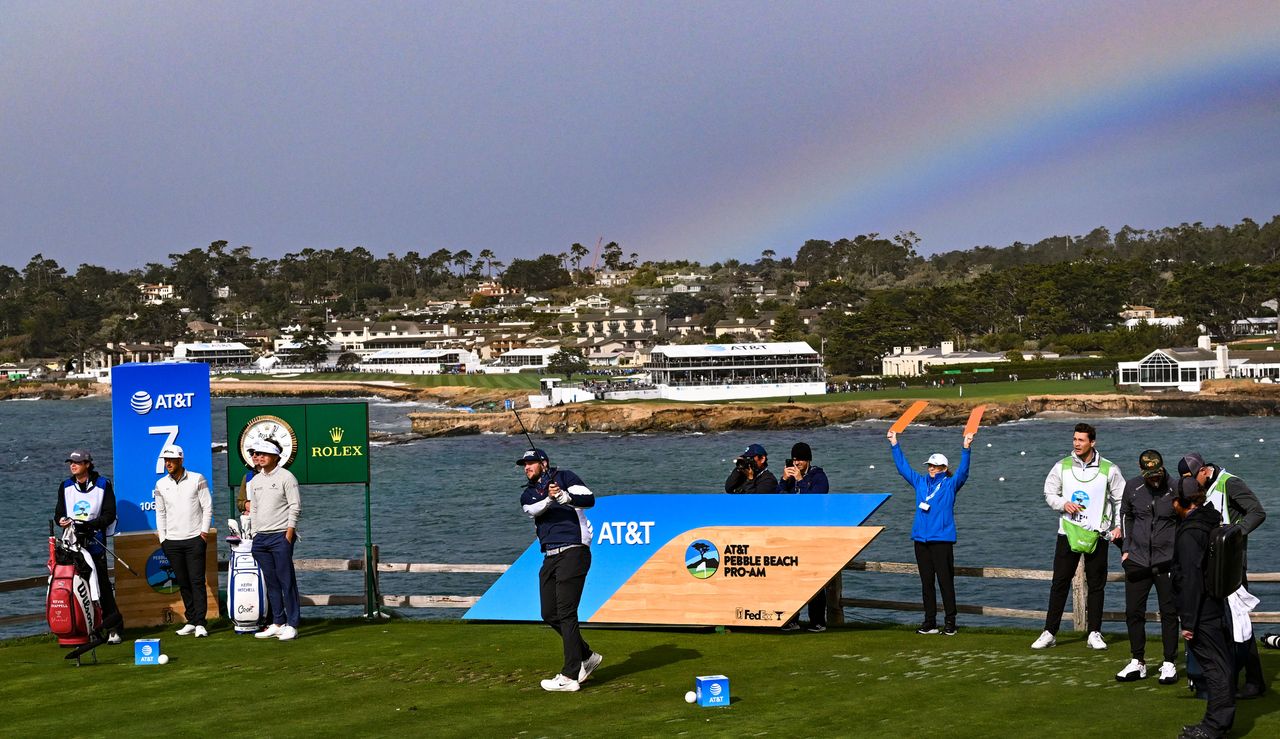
xmin=516 ymin=448 xmax=549 ymax=465
xmin=1176 ymin=475 xmax=1202 ymax=502
xmin=1177 ymin=452 xmax=1206 ymax=477
xmin=1138 ymin=449 xmax=1164 ymax=478
xmin=791 ymin=442 xmax=812 ymax=461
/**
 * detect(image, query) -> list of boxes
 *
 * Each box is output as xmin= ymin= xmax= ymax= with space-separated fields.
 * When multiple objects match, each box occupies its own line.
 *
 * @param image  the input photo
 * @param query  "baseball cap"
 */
xmin=66 ymin=449 xmax=93 ymax=463
xmin=926 ymin=453 xmax=949 ymax=467
xmin=743 ymin=443 xmax=767 ymax=458
xmin=1138 ymin=449 xmax=1164 ymax=478
xmin=790 ymin=442 xmax=812 ymax=461
xmin=160 ymin=444 xmax=184 ymax=459
xmin=249 ymin=438 xmax=283 ymax=456
xmin=1177 ymin=452 xmax=1206 ymax=477
xmin=516 ymin=448 xmax=549 ymax=465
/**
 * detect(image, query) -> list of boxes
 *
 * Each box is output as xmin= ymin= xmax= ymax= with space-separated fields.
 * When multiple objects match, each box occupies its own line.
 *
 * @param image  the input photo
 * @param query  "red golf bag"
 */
xmin=46 ymin=525 xmax=102 ymax=647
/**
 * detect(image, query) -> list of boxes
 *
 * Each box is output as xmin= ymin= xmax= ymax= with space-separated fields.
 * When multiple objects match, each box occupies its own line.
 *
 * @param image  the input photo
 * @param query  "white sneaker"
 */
xmin=106 ymin=630 xmax=122 ymax=644
xmin=194 ymin=625 xmax=209 ymax=638
xmin=1086 ymin=631 xmax=1108 ymax=650
xmin=1115 ymin=658 xmax=1147 ymax=681
xmin=276 ymin=625 xmax=298 ymax=641
xmin=255 ymin=624 xmax=283 ymax=639
xmin=175 ymin=624 xmax=197 ymax=636
xmin=540 ymin=674 xmax=580 ymax=692
xmin=1158 ymin=661 xmax=1178 ymax=685
xmin=1031 ymin=630 xmax=1056 ymax=649
xmin=578 ymin=652 xmax=603 ymax=682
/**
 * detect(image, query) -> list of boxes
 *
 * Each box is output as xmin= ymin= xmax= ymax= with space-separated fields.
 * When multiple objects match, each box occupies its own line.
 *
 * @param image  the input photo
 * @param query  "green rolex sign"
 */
xmin=226 ymin=402 xmax=370 ymax=487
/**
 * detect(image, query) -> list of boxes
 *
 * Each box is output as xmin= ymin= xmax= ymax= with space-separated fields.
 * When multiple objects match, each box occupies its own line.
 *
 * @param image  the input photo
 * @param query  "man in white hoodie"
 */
xmin=153 ymin=445 xmax=212 ymax=637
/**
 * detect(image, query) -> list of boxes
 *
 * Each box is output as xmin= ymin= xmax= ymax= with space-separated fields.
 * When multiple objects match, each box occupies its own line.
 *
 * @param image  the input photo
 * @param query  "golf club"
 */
xmin=512 ymin=408 xmax=538 ymax=452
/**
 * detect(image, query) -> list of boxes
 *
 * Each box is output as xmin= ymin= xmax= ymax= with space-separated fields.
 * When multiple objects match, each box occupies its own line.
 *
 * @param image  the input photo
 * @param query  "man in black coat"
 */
xmin=724 ymin=443 xmax=778 ymax=494
xmin=1173 ymin=476 xmax=1234 ymax=739
xmin=1180 ymin=452 xmax=1267 ymax=699
xmin=1117 ymin=449 xmax=1180 ymax=684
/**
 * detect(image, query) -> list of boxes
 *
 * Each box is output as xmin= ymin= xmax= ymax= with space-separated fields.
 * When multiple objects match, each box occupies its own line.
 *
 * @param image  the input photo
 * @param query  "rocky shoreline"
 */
xmin=8 ymin=379 xmax=1280 ymax=438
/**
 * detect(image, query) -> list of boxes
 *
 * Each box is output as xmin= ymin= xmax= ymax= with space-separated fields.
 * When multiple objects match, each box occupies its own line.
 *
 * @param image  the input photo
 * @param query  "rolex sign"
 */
xmin=226 ymin=402 xmax=370 ymax=486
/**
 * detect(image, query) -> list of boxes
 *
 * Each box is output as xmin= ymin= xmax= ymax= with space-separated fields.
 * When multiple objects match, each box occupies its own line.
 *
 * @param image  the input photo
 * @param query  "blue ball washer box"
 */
xmin=135 ymin=638 xmax=161 ymax=665
xmin=695 ymin=675 xmax=730 ymax=707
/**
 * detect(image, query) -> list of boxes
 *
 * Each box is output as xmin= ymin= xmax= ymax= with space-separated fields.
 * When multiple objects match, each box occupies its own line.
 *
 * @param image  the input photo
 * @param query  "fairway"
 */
xmin=4 ymin=620 xmax=1275 ymax=737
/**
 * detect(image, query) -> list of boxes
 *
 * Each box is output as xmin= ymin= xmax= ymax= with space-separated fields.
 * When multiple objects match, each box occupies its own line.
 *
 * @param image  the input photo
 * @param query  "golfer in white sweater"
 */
xmin=153 ymin=444 xmax=213 ymax=637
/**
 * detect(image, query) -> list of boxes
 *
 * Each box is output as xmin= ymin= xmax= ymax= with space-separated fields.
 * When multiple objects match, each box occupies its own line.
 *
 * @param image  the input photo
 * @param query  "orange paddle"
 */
xmin=889 ymin=400 xmax=928 ymax=433
xmin=964 ymin=404 xmax=987 ymax=436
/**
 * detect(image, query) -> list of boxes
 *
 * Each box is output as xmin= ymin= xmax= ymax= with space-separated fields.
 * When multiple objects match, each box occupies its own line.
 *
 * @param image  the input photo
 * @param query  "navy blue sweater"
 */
xmin=520 ymin=467 xmax=595 ymax=551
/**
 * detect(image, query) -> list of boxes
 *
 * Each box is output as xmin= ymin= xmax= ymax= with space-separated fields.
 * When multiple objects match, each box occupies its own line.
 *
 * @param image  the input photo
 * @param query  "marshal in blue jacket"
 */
xmin=891 ymin=444 xmax=970 ymax=543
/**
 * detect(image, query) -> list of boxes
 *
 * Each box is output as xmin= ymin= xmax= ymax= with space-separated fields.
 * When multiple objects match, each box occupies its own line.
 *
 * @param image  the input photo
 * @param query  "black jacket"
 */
xmin=1205 ymin=467 xmax=1266 ymax=534
xmin=1173 ymin=503 xmax=1225 ymax=636
xmin=1120 ymin=473 xmax=1178 ymax=570
xmin=725 ymin=466 xmax=779 ymax=494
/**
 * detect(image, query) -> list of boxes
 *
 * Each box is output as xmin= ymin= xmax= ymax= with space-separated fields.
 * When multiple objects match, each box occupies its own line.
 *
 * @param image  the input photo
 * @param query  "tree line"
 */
xmin=1 ymin=216 xmax=1277 ymax=372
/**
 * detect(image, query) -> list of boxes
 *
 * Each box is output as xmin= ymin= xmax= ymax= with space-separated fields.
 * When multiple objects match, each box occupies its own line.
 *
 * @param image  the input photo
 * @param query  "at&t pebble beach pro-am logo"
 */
xmin=145 ymin=549 xmax=180 ymax=594
xmin=685 ymin=539 xmax=720 ymax=579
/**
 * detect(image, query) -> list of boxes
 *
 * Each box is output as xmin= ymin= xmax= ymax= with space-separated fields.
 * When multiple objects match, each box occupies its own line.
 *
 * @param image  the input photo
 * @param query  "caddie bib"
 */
xmin=1058 ymin=457 xmax=1112 ymax=534
xmin=1206 ymin=470 xmax=1236 ymax=525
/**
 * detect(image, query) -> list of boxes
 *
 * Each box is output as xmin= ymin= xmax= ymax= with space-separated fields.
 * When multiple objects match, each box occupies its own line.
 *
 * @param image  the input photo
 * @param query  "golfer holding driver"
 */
xmin=888 ymin=429 xmax=973 ymax=636
xmin=518 ymin=448 xmax=603 ymax=692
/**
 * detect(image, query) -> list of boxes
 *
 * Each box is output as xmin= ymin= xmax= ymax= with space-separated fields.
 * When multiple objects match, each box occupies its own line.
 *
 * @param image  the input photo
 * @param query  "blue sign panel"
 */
xmin=110 ymin=363 xmax=212 ymax=533
xmin=464 ymin=492 xmax=888 ymax=622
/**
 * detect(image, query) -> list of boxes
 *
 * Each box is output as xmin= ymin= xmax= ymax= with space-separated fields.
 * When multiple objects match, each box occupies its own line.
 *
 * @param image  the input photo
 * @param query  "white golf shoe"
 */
xmin=1031 ymin=630 xmax=1056 ymax=649
xmin=1116 ymin=658 xmax=1147 ymax=681
xmin=175 ymin=624 xmax=197 ymax=636
xmin=1158 ymin=661 xmax=1178 ymax=685
xmin=276 ymin=625 xmax=298 ymax=641
xmin=578 ymin=652 xmax=603 ymax=682
xmin=255 ymin=624 xmax=283 ymax=639
xmin=106 ymin=630 xmax=122 ymax=644
xmin=540 ymin=674 xmax=581 ymax=692
xmin=1086 ymin=631 xmax=1108 ymax=650
xmin=194 ymin=625 xmax=209 ymax=638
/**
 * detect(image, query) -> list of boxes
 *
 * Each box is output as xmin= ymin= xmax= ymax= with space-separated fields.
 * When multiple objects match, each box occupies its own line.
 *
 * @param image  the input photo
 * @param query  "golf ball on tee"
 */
xmin=685 ymin=691 xmax=696 ymax=704
xmin=157 ymin=654 xmax=169 ymax=665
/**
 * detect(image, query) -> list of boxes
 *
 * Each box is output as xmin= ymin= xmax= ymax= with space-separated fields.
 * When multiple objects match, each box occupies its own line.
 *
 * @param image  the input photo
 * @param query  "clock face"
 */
xmin=238 ymin=414 xmax=298 ymax=469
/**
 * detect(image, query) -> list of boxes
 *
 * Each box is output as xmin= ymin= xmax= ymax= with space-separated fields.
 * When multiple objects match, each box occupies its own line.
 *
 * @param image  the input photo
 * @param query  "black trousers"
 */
xmin=1236 ymin=570 xmax=1267 ymax=691
xmin=1189 ymin=615 xmax=1236 ymax=736
xmin=162 ymin=536 xmax=208 ymax=626
xmin=1044 ymin=534 xmax=1108 ymax=634
xmin=539 ymin=546 xmax=592 ymax=679
xmin=807 ymin=582 xmax=829 ymax=627
xmin=1122 ymin=561 xmax=1178 ymax=663
xmin=915 ymin=541 xmax=956 ymax=629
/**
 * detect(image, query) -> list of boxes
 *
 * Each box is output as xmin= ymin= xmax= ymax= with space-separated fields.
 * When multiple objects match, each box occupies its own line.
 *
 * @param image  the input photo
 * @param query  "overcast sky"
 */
xmin=2 ymin=1 xmax=1278 ymax=271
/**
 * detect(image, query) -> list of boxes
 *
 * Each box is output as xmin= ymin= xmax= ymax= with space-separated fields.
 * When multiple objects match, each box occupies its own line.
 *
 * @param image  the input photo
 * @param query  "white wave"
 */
xmin=2 ymin=396 xmax=41 ymax=402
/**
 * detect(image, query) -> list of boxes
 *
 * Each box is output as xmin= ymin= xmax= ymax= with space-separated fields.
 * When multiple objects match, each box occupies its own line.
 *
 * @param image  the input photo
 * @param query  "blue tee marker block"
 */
xmin=696 ymin=675 xmax=730 ymax=707
xmin=135 ymin=638 xmax=161 ymax=665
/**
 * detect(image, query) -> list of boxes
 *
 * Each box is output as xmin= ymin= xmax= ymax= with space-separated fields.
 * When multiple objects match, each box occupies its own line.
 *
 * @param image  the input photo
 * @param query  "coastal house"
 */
xmin=1117 ymin=336 xmax=1280 ymax=391
xmin=646 ymin=341 xmax=826 ymax=401
xmin=138 ymin=283 xmax=176 ymax=305
xmin=880 ymin=342 xmax=1014 ymax=377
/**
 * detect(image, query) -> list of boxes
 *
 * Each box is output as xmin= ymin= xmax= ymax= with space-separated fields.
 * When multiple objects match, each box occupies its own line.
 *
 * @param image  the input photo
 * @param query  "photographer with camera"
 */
xmin=777 ymin=442 xmax=831 ymax=631
xmin=724 ymin=443 xmax=778 ymax=494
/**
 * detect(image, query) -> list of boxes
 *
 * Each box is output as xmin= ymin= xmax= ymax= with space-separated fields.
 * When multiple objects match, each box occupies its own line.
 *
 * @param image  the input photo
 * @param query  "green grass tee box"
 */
xmin=3 ymin=620 xmax=1274 ymax=738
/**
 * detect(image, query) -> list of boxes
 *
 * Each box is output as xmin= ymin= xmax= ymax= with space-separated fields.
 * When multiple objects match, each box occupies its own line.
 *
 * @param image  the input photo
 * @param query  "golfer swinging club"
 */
xmin=518 ymin=448 xmax=603 ymax=692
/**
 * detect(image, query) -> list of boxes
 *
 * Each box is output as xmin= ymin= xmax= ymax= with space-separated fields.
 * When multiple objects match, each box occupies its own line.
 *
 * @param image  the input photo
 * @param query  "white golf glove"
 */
xmin=552 ymin=488 xmax=572 ymax=505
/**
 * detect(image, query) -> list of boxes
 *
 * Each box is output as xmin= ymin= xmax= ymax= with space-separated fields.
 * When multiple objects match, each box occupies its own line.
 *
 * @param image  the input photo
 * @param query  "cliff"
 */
xmin=408 ymin=391 xmax=1280 ymax=437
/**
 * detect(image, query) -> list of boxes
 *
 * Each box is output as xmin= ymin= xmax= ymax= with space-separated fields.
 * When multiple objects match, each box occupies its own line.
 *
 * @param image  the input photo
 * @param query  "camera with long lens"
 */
xmin=734 ymin=456 xmax=750 ymax=471
xmin=1262 ymin=633 xmax=1280 ymax=649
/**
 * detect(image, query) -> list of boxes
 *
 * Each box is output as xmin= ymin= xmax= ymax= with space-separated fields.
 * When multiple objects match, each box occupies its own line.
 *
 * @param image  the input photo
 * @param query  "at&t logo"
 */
xmin=131 ymin=391 xmax=153 ymax=415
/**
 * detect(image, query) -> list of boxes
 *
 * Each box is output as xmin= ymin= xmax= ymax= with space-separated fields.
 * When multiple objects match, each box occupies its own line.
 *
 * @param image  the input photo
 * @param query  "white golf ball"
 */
xmin=1020 ymin=451 xmax=1026 ymax=456
xmin=1235 ymin=454 xmax=1241 ymax=458
xmin=685 ymin=691 xmax=696 ymax=704
xmin=998 ymin=477 xmax=1005 ymax=482
xmin=986 ymin=443 xmax=992 ymax=447
xmin=157 ymin=654 xmax=169 ymax=665
xmin=868 ymin=464 xmax=875 ymax=469
xmin=1260 ymin=439 xmax=1265 ymax=443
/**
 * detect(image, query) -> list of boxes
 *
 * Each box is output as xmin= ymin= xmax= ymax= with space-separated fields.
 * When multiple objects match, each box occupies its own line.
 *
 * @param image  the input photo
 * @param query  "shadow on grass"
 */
xmin=598 ymin=643 xmax=702 ymax=681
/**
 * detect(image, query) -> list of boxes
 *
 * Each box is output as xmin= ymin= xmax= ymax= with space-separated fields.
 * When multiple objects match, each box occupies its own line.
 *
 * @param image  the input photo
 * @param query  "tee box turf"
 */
xmin=695 ymin=675 xmax=730 ymax=707
xmin=135 ymin=639 xmax=161 ymax=665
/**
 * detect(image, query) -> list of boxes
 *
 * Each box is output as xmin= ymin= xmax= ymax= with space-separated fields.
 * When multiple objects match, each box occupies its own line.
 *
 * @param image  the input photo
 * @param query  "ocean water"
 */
xmin=3 ymin=396 xmax=1279 ymax=638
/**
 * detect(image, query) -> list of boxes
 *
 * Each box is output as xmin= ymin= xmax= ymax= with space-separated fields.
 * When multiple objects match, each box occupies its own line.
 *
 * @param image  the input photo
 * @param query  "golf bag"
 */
xmin=226 ymin=518 xmax=267 ymax=633
xmin=46 ymin=524 xmax=102 ymax=647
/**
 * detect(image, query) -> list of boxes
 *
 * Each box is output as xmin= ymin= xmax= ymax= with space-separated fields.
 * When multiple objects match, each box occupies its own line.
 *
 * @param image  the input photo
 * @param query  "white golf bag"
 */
xmin=226 ymin=517 xmax=267 ymax=633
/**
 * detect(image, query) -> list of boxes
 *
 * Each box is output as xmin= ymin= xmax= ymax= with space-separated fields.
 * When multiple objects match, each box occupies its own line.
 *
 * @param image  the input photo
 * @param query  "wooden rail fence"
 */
xmin=5 ymin=554 xmax=1279 ymax=628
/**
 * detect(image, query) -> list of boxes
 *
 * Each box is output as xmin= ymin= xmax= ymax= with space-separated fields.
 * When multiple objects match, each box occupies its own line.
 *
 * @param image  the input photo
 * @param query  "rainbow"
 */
xmin=649 ymin=4 xmax=1280 ymax=259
